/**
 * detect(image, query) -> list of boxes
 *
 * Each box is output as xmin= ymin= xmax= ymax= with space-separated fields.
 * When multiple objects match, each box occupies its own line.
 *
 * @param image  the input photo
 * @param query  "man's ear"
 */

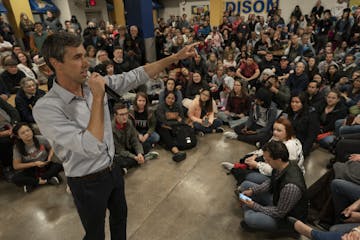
xmin=49 ymin=57 xmax=59 ymax=71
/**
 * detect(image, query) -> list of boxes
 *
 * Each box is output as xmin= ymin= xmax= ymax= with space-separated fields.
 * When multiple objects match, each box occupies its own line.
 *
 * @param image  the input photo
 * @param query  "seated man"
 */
xmin=0 ymin=56 xmax=26 ymax=96
xmin=112 ymin=103 xmax=159 ymax=172
xmin=238 ymin=140 xmax=307 ymax=232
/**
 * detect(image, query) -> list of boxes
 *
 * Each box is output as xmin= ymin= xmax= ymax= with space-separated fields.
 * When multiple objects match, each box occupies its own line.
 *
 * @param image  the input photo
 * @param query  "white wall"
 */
xmin=279 ymin=0 xmax=339 ymax=23
xmin=52 ymin=0 xmax=71 ymax=26
xmin=52 ymin=0 xmax=109 ymax=30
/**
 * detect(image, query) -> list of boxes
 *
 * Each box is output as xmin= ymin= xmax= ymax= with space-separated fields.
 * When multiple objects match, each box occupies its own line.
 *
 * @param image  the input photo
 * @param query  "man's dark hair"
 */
xmin=262 ymin=140 xmax=289 ymax=162
xmin=308 ymin=80 xmax=320 ymax=89
xmin=113 ymin=102 xmax=128 ymax=113
xmin=41 ymin=32 xmax=82 ymax=72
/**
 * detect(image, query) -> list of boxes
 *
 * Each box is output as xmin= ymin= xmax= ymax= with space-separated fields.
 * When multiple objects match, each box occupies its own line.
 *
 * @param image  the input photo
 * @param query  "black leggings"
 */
xmin=234 ymin=122 xmax=272 ymax=146
xmin=0 ymin=136 xmax=13 ymax=167
xmin=12 ymin=162 xmax=63 ymax=187
xmin=157 ymin=127 xmax=178 ymax=150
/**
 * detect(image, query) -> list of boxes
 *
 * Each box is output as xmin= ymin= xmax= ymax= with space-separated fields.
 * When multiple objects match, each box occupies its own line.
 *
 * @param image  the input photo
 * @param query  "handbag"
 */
xmin=171 ymin=123 xmax=197 ymax=150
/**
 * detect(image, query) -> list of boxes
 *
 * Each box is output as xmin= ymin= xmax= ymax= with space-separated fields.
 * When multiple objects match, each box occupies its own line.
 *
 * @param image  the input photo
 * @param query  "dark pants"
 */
xmin=335 ymin=134 xmax=360 ymax=162
xmin=114 ymin=155 xmax=139 ymax=169
xmin=234 ymin=123 xmax=271 ymax=145
xmin=67 ymin=164 xmax=127 ymax=240
xmin=12 ymin=162 xmax=63 ymax=187
xmin=193 ymin=119 xmax=223 ymax=134
xmin=0 ymin=136 xmax=13 ymax=167
xmin=157 ymin=127 xmax=178 ymax=150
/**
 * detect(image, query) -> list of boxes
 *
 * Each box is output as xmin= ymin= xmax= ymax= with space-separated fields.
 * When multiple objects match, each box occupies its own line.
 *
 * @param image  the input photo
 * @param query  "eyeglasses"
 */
xmin=116 ymin=112 xmax=129 ymax=116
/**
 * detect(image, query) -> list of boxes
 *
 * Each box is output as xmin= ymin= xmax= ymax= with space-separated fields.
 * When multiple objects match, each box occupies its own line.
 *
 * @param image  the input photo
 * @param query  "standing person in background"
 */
xmin=33 ymin=32 xmax=197 ymax=240
xmin=19 ymin=13 xmax=34 ymax=50
xmin=43 ymin=10 xmax=62 ymax=32
xmin=29 ymin=22 xmax=48 ymax=55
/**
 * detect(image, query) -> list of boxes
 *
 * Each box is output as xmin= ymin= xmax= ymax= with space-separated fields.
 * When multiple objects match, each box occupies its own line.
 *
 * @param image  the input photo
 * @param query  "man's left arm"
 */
xmin=252 ymin=183 xmax=302 ymax=218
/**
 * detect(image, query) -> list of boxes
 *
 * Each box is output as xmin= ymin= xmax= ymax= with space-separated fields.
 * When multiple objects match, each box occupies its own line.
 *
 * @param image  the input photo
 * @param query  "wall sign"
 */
xmin=225 ymin=0 xmax=279 ymax=15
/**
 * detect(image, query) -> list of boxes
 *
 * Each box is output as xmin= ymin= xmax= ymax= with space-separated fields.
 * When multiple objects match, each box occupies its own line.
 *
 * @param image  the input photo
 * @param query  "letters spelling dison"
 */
xmin=225 ymin=0 xmax=279 ymax=14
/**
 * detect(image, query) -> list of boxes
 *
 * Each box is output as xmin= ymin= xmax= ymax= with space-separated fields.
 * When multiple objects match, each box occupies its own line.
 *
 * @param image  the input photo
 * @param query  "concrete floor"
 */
xmin=0 ymin=132 xmax=332 ymax=240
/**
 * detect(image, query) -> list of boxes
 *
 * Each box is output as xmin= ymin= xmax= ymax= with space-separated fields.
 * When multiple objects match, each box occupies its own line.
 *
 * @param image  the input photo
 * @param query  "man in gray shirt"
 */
xmin=33 ymin=32 xmax=197 ymax=240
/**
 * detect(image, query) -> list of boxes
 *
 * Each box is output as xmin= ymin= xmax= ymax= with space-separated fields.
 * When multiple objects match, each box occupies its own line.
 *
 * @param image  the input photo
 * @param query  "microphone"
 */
xmin=87 ymin=71 xmax=124 ymax=103
xmin=105 ymin=84 xmax=124 ymax=102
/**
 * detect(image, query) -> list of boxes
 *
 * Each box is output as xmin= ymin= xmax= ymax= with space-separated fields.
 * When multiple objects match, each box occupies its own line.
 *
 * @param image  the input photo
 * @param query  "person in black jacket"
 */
xmin=306 ymin=81 xmax=325 ymax=108
xmin=15 ymin=77 xmax=45 ymax=124
xmin=286 ymin=92 xmax=320 ymax=156
xmin=0 ymin=56 xmax=26 ymax=96
xmin=0 ymin=97 xmax=20 ymax=180
xmin=315 ymin=89 xmax=348 ymax=149
xmin=156 ymin=91 xmax=187 ymax=162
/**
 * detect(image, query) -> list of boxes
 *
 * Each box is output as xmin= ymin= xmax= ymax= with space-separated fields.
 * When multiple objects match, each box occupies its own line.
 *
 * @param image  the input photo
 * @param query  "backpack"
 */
xmin=171 ymin=123 xmax=197 ymax=150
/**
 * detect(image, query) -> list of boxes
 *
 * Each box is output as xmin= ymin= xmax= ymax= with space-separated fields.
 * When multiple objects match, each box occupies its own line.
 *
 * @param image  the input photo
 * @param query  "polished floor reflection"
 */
xmin=0 ymin=132 xmax=332 ymax=240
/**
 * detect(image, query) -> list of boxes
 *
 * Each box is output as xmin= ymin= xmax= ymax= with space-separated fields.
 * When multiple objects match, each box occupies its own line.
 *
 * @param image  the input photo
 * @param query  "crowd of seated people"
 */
xmin=0 ymin=1 xmax=359 ymax=238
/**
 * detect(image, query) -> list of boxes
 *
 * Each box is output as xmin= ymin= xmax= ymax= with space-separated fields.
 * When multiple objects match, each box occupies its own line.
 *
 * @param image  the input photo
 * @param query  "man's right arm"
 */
xmin=33 ymin=100 xmax=106 ymax=158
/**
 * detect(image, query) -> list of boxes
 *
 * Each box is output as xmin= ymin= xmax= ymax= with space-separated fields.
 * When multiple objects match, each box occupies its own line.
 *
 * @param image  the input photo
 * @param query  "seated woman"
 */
xmin=188 ymin=87 xmax=224 ymax=136
xmin=286 ymin=92 xmax=319 ymax=157
xmin=217 ymin=79 xmax=250 ymax=128
xmin=315 ymin=89 xmax=348 ymax=149
xmin=156 ymin=92 xmax=187 ymax=162
xmin=16 ymin=52 xmax=37 ymax=81
xmin=224 ymin=87 xmax=278 ymax=146
xmin=130 ymin=92 xmax=160 ymax=153
xmin=182 ymin=71 xmax=208 ymax=109
xmin=12 ymin=123 xmax=63 ymax=193
xmin=222 ymin=117 xmax=304 ymax=185
xmin=209 ymin=66 xmax=225 ymax=103
xmin=159 ymin=78 xmax=183 ymax=106
xmin=15 ymin=77 xmax=46 ymax=125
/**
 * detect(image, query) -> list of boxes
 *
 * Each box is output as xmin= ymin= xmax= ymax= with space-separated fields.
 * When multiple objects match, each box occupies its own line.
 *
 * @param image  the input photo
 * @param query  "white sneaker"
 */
xmin=144 ymin=151 xmax=159 ymax=161
xmin=66 ymin=185 xmax=72 ymax=195
xmin=221 ymin=162 xmax=234 ymax=171
xmin=224 ymin=131 xmax=238 ymax=139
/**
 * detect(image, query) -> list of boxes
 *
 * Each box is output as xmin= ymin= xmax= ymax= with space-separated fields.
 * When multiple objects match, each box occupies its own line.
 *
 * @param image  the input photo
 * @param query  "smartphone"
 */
xmin=239 ymin=193 xmax=252 ymax=201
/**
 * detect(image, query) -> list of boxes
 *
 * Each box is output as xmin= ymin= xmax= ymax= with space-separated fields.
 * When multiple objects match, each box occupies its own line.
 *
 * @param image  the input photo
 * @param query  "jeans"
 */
xmin=331 ymin=179 xmax=360 ymax=218
xmin=311 ymin=229 xmax=342 ymax=240
xmin=335 ymin=119 xmax=360 ymax=136
xmin=319 ymin=135 xmax=336 ymax=149
xmin=330 ymin=223 xmax=359 ymax=235
xmin=67 ymin=163 xmax=127 ymax=240
xmin=239 ymin=181 xmax=279 ymax=230
xmin=193 ymin=118 xmax=223 ymax=134
xmin=245 ymin=171 xmax=270 ymax=185
xmin=217 ymin=112 xmax=248 ymax=128
xmin=142 ymin=132 xmax=160 ymax=153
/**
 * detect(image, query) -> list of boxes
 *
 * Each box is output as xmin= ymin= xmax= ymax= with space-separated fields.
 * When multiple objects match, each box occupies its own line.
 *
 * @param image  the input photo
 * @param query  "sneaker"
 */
xmin=255 ymin=142 xmax=261 ymax=149
xmin=216 ymin=127 xmax=224 ymax=133
xmin=23 ymin=185 xmax=34 ymax=193
xmin=287 ymin=216 xmax=298 ymax=227
xmin=144 ymin=151 xmax=159 ymax=161
xmin=224 ymin=131 xmax=238 ymax=139
xmin=66 ymin=185 xmax=72 ymax=195
xmin=221 ymin=162 xmax=234 ymax=171
xmin=48 ymin=176 xmax=60 ymax=185
xmin=172 ymin=152 xmax=186 ymax=162
xmin=198 ymin=131 xmax=205 ymax=137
